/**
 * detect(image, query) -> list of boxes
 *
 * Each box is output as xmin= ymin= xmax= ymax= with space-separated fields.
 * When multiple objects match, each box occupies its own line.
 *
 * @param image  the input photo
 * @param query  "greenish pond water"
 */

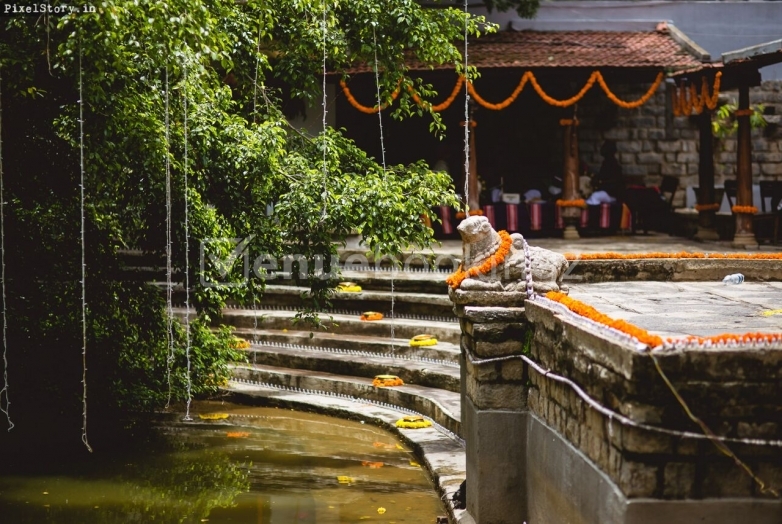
xmin=0 ymin=401 xmax=444 ymax=523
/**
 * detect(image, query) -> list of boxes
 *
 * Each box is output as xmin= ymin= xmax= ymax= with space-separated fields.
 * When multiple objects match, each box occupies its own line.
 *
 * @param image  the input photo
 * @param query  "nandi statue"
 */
xmin=447 ymin=216 xmax=569 ymax=296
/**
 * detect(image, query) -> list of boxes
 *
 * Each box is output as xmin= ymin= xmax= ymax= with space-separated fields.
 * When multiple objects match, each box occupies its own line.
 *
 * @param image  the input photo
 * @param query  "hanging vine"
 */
xmin=0 ymin=70 xmax=12 ymax=432
xmin=78 ymin=42 xmax=92 ymax=452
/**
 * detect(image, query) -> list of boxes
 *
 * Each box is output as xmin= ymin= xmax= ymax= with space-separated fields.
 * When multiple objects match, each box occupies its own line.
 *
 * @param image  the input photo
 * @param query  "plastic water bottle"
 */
xmin=722 ymin=273 xmax=744 ymax=285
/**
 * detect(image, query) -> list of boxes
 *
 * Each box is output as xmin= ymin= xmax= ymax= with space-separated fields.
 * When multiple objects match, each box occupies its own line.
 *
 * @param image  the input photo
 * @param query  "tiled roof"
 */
xmin=344 ymin=26 xmax=706 ymax=74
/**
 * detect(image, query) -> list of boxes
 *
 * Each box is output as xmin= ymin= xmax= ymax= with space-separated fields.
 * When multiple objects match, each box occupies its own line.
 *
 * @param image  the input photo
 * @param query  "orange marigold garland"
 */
xmin=694 ymin=203 xmax=720 ymax=212
xmin=545 ymin=291 xmax=782 ymax=350
xmin=673 ymin=72 xmax=722 ymax=116
xmin=596 ymin=71 xmax=664 ymax=109
xmin=703 ymin=72 xmax=722 ymax=111
xmin=446 ymin=230 xmax=513 ymax=289
xmin=732 ymin=205 xmax=758 ymax=215
xmin=678 ymin=332 xmax=782 ymax=347
xmin=556 ymin=199 xmax=587 ymax=208
xmin=545 ymin=291 xmax=664 ymax=348
xmin=345 ymin=70 xmax=667 ymax=115
xmin=455 ymin=209 xmax=484 ymax=219
xmin=340 ymin=79 xmax=399 ymax=114
xmin=409 ymin=76 xmax=464 ymax=112
xmin=528 ymin=70 xmax=597 ymax=108
xmin=563 ymin=251 xmax=782 ymax=261
xmin=468 ymin=72 xmax=531 ymax=110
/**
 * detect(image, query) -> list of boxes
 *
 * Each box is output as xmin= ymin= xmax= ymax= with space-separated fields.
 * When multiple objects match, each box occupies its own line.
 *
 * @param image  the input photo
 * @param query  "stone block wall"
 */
xmin=523 ymin=298 xmax=782 ymax=500
xmin=576 ymin=80 xmax=782 ymax=206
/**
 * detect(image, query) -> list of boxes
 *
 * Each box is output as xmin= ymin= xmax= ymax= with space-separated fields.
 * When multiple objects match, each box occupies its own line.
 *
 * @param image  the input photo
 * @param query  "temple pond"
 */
xmin=0 ymin=401 xmax=444 ymax=523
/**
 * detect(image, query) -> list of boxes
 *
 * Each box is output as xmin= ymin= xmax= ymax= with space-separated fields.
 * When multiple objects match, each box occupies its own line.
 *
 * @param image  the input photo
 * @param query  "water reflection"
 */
xmin=0 ymin=401 xmax=443 ymax=523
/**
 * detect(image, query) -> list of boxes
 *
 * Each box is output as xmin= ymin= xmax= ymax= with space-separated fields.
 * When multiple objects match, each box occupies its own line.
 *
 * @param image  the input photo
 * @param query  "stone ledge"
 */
xmin=565 ymin=258 xmax=782 ymax=283
xmin=456 ymin=305 xmax=527 ymax=324
xmin=449 ymin=288 xmax=528 ymax=307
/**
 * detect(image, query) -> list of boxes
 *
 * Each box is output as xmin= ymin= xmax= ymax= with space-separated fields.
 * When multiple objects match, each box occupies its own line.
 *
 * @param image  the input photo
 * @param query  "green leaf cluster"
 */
xmin=0 ymin=0 xmax=535 ymax=432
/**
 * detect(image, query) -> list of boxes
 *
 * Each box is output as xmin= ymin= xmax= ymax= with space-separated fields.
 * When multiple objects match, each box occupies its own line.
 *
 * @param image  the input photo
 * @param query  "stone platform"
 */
xmin=568 ymin=281 xmax=782 ymax=338
xmin=344 ymin=231 xmax=782 ymax=259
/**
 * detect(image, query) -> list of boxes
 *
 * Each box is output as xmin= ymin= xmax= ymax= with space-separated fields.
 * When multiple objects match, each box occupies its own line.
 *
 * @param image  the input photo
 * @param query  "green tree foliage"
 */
xmin=0 ymin=0 xmax=536 ymax=445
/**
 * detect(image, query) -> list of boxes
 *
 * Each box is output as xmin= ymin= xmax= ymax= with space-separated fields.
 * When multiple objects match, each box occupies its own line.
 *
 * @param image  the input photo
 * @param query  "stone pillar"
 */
xmin=695 ymin=109 xmax=719 ymax=241
xmin=561 ymin=117 xmax=582 ymax=240
xmin=452 ymin=291 xmax=530 ymax=524
xmin=733 ymin=84 xmax=758 ymax=249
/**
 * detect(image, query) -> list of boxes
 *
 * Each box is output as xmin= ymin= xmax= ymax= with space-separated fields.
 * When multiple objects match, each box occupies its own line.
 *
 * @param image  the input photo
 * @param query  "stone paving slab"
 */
xmin=568 ymin=281 xmax=782 ymax=338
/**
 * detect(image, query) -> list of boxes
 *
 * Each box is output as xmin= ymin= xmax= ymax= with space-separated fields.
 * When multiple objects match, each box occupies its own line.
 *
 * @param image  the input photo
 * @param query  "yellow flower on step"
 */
xmin=198 ymin=413 xmax=229 ymax=420
xmin=377 ymin=507 xmax=387 ymax=514
xmin=762 ymin=309 xmax=782 ymax=317
xmin=336 ymin=282 xmax=362 ymax=293
xmin=229 ymin=337 xmax=251 ymax=349
xmin=395 ymin=415 xmax=432 ymax=429
xmin=337 ymin=476 xmax=355 ymax=484
xmin=373 ymin=374 xmax=404 ymax=387
xmin=410 ymin=334 xmax=438 ymax=347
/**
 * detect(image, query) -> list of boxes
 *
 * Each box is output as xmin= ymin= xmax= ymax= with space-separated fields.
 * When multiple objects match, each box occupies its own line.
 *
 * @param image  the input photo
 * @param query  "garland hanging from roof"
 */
xmin=672 ymin=72 xmax=722 ymax=116
xmin=340 ymin=70 xmax=666 ymax=113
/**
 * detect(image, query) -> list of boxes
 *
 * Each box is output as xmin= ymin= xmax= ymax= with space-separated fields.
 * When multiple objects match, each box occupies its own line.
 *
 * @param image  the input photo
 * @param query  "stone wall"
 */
xmin=454 ymin=290 xmax=782 ymax=523
xmin=576 ymin=80 xmax=782 ymax=206
xmin=525 ymin=297 xmax=782 ymax=500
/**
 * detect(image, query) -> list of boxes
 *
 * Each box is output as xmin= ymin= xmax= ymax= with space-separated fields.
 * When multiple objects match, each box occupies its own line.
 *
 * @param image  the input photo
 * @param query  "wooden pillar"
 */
xmin=695 ymin=109 xmax=719 ymax=240
xmin=561 ymin=117 xmax=582 ymax=240
xmin=733 ymin=83 xmax=758 ymax=248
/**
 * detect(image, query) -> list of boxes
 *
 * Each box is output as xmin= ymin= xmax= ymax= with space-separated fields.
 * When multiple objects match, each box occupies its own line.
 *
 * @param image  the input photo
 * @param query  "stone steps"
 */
xmin=231 ymin=327 xmax=460 ymax=363
xmin=250 ymin=284 xmax=455 ymax=317
xmin=268 ymin=268 xmax=451 ymax=294
xmin=230 ymin=363 xmax=462 ymax=437
xmin=214 ymin=308 xmax=461 ymax=345
xmin=237 ymin=343 xmax=460 ymax=392
xmin=221 ymin=381 xmax=469 ymax=523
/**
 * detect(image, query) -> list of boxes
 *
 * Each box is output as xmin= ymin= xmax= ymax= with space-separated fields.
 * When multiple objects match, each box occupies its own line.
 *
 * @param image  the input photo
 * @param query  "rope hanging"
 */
xmin=0 ymin=70 xmax=13 ymax=432
xmin=371 ymin=25 xmax=394 ymax=344
xmin=320 ymin=0 xmax=328 ymax=220
xmin=462 ymin=0 xmax=470 ymax=212
xmin=182 ymin=58 xmax=193 ymax=422
xmin=341 ymin=70 xmax=666 ymax=113
xmin=164 ymin=65 xmax=175 ymax=409
xmin=252 ymin=19 xmax=262 ymax=121
xmin=78 ymin=44 xmax=93 ymax=452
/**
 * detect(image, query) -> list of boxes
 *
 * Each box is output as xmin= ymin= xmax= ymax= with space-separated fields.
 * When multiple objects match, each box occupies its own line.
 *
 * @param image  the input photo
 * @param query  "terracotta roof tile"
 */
xmin=344 ymin=28 xmax=705 ymax=74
